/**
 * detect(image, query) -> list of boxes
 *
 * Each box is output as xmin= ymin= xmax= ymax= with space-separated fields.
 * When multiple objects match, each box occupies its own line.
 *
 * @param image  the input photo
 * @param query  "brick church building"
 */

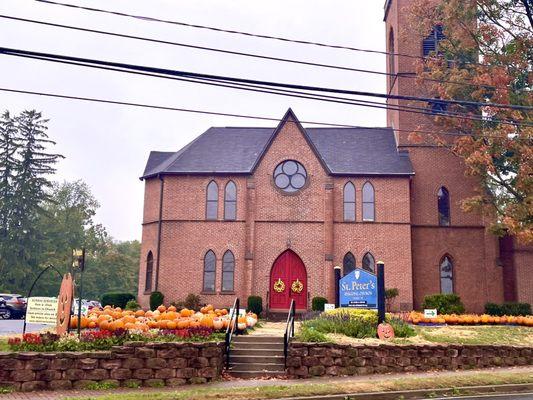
xmin=137 ymin=0 xmax=532 ymax=312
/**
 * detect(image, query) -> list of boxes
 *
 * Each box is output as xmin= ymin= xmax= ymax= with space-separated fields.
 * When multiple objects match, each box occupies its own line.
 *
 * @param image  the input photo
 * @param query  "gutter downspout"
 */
xmin=155 ymin=174 xmax=164 ymax=291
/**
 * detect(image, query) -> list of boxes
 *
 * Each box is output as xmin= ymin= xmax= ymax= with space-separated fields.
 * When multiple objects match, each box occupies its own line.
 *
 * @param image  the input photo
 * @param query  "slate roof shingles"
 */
xmin=141 ymin=126 xmax=413 ymax=179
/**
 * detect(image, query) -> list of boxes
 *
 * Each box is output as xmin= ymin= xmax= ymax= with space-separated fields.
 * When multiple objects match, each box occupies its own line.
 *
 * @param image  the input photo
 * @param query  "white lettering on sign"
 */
xmin=424 ymin=309 xmax=438 ymax=319
xmin=25 ymin=297 xmax=58 ymax=325
xmin=324 ymin=304 xmax=335 ymax=311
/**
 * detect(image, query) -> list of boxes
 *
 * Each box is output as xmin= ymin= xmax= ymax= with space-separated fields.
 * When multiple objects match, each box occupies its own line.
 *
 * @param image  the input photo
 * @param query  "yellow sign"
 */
xmin=25 ymin=297 xmax=58 ymax=325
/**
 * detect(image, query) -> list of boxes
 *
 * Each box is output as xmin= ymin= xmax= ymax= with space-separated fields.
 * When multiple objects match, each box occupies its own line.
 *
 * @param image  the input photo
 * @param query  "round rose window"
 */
xmin=273 ymin=160 xmax=307 ymax=193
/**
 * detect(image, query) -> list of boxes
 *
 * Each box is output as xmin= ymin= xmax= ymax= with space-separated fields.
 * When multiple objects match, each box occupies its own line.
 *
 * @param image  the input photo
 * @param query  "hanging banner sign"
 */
xmin=339 ymin=269 xmax=377 ymax=309
xmin=25 ymin=297 xmax=58 ymax=325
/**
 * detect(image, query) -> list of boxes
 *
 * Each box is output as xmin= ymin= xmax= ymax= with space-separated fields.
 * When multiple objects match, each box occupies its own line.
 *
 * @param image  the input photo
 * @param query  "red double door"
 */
xmin=269 ymin=250 xmax=307 ymax=310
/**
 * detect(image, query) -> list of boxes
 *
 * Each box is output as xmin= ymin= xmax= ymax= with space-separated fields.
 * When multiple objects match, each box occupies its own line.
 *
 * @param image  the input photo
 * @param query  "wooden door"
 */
xmin=269 ymin=250 xmax=307 ymax=310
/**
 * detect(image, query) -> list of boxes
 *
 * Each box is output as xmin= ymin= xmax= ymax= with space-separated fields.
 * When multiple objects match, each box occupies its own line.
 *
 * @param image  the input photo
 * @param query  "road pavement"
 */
xmin=0 ymin=319 xmax=48 ymax=335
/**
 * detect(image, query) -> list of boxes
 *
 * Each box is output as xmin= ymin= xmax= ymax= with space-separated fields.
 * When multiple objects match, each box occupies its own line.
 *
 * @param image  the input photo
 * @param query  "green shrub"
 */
xmin=125 ymin=299 xmax=140 ymax=311
xmin=311 ymin=297 xmax=328 ymax=312
xmin=485 ymin=302 xmax=531 ymax=316
xmin=323 ymin=308 xmax=378 ymax=325
xmin=149 ymin=291 xmax=164 ymax=311
xmin=184 ymin=294 xmax=201 ymax=310
xmin=386 ymin=317 xmax=416 ymax=338
xmin=303 ymin=309 xmax=377 ymax=339
xmin=101 ymin=293 xmax=135 ymax=309
xmin=422 ymin=294 xmax=465 ymax=315
xmin=297 ymin=325 xmax=328 ymax=342
xmin=247 ymin=296 xmax=263 ymax=316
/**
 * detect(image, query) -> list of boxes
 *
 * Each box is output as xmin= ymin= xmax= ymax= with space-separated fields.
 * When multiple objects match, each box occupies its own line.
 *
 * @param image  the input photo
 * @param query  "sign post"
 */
xmin=377 ymin=261 xmax=385 ymax=324
xmin=334 ymin=266 xmax=341 ymax=308
xmin=72 ymin=248 xmax=85 ymax=337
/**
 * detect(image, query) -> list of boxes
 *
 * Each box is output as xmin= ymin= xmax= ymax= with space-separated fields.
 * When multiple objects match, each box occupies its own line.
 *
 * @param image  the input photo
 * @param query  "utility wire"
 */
xmin=4 ymin=49 xmax=531 ymax=128
xmin=1 ymin=46 xmax=530 ymax=113
xmin=32 ymin=0 xmax=492 ymax=68
xmin=1 ymin=87 xmax=528 ymax=141
xmin=0 ymin=15 xmax=522 ymax=94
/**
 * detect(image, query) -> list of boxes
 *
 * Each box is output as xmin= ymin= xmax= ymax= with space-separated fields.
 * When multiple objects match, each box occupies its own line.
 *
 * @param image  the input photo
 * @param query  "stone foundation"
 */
xmin=287 ymin=342 xmax=533 ymax=378
xmin=0 ymin=341 xmax=224 ymax=392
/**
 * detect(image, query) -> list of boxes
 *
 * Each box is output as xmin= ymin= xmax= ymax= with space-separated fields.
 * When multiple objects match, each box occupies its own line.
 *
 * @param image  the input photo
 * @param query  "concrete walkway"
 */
xmin=1 ymin=366 xmax=532 ymax=400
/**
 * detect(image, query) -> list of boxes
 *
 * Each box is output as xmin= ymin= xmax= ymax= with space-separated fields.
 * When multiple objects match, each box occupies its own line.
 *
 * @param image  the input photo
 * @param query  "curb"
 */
xmin=272 ymin=383 xmax=533 ymax=400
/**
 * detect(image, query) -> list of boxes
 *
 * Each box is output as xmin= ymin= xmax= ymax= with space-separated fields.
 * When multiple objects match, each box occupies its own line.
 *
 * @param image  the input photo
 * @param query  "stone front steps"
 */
xmin=227 ymin=335 xmax=286 ymax=378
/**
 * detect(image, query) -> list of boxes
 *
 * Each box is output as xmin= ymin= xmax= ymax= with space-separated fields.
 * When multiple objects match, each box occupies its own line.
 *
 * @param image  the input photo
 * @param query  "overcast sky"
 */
xmin=0 ymin=1 xmax=387 ymax=241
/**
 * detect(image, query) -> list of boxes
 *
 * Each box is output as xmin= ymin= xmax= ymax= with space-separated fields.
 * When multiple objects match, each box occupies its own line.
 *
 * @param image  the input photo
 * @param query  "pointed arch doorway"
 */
xmin=269 ymin=250 xmax=307 ymax=310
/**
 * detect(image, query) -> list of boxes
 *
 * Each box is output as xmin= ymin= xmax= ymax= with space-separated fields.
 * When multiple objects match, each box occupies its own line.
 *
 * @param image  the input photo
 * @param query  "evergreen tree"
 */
xmin=0 ymin=111 xmax=20 ymax=279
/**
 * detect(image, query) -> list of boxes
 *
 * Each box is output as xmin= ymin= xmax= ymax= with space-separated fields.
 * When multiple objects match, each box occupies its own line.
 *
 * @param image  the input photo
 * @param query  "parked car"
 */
xmin=0 ymin=293 xmax=27 ymax=319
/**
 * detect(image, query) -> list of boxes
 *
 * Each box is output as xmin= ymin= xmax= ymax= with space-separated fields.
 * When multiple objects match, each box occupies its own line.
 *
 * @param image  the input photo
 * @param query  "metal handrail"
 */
xmin=224 ymin=297 xmax=240 ymax=369
xmin=283 ymin=299 xmax=295 ymax=367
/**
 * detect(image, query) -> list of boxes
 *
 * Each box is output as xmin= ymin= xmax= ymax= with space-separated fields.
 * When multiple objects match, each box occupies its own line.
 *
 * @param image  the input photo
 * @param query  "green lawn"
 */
xmin=414 ymin=325 xmax=533 ymax=346
xmin=319 ymin=325 xmax=533 ymax=346
xmin=66 ymin=370 xmax=533 ymax=400
xmin=0 ymin=338 xmax=9 ymax=352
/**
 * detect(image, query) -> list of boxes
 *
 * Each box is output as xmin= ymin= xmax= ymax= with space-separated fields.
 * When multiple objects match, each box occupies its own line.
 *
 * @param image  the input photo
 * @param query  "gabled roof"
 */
xmin=141 ymin=109 xmax=414 ymax=179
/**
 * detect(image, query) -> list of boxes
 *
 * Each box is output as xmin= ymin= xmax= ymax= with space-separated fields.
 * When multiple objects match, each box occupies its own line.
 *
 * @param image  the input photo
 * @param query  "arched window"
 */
xmin=438 ymin=186 xmax=450 ymax=226
xmin=423 ymin=25 xmax=445 ymax=57
xmin=362 ymin=252 xmax=376 ymax=274
xmin=222 ymin=250 xmax=235 ymax=292
xmin=145 ymin=251 xmax=153 ymax=292
xmin=440 ymin=255 xmax=454 ymax=294
xmin=343 ymin=252 xmax=356 ymax=276
xmin=362 ymin=182 xmax=375 ymax=221
xmin=203 ymin=250 xmax=216 ymax=292
xmin=224 ymin=181 xmax=237 ymax=220
xmin=206 ymin=181 xmax=218 ymax=220
xmin=343 ymin=182 xmax=356 ymax=221
xmin=389 ymin=28 xmax=395 ymax=88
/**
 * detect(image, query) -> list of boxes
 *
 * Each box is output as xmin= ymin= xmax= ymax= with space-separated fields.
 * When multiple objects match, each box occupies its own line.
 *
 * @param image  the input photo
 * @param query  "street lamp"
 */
xmin=72 ymin=248 xmax=85 ymax=336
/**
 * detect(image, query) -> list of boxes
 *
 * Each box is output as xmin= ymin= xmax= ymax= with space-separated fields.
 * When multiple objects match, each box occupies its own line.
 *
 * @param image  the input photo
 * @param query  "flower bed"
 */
xmin=6 ymin=303 xmax=257 ymax=353
xmin=408 ymin=312 xmax=533 ymax=326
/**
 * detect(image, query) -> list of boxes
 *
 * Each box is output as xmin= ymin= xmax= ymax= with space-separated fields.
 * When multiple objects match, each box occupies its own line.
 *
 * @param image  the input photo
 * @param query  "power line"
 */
xmin=0 ymin=14 xmax=520 ymax=93
xmin=1 ymin=87 xmax=528 ymax=141
xmin=32 ymin=0 xmax=490 ymax=68
xmin=2 ymin=47 xmax=531 ymax=128
xmin=4 ymin=49 xmax=530 ymax=129
xmin=1 ymin=46 xmax=530 ymax=114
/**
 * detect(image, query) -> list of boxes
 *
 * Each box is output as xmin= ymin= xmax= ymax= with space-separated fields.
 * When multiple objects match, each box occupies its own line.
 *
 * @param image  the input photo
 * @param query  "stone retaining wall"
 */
xmin=0 ymin=341 xmax=224 ymax=392
xmin=287 ymin=342 xmax=533 ymax=378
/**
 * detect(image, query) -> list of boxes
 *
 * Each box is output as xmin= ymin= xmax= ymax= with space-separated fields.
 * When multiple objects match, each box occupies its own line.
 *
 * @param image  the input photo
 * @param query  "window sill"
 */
xmin=220 ymin=291 xmax=235 ymax=295
xmin=143 ymin=291 xmax=152 ymax=295
xmin=201 ymin=291 xmax=216 ymax=295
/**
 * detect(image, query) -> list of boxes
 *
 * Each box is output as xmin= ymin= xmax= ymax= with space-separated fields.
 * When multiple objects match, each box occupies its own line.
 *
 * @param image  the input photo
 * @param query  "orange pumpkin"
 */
xmin=167 ymin=305 xmax=177 ymax=312
xmin=99 ymin=320 xmax=111 ymax=331
xmin=157 ymin=320 xmax=168 ymax=329
xmin=201 ymin=317 xmax=214 ymax=329
xmin=70 ymin=316 xmax=78 ymax=329
xmin=177 ymin=319 xmax=190 ymax=329
xmin=157 ymin=305 xmax=166 ymax=313
xmin=88 ymin=321 xmax=97 ymax=329
xmin=135 ymin=310 xmax=145 ymax=317
xmin=147 ymin=320 xmax=158 ymax=329
xmin=167 ymin=320 xmax=177 ymax=330
xmin=190 ymin=320 xmax=201 ymax=329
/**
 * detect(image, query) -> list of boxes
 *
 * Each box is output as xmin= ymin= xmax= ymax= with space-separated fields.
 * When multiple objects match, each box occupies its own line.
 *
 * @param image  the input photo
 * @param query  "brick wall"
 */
xmin=0 ymin=341 xmax=224 ymax=392
xmin=287 ymin=342 xmax=533 ymax=378
xmin=385 ymin=0 xmax=508 ymax=311
xmin=138 ymin=118 xmax=418 ymax=311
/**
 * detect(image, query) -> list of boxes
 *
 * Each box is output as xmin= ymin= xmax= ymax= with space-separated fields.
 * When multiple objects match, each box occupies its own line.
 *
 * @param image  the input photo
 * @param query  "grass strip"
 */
xmin=66 ymin=369 xmax=533 ymax=400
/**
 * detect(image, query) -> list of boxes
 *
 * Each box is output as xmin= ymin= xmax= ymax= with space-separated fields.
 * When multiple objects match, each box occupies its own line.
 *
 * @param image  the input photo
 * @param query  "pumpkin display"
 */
xmin=72 ymin=302 xmax=259 ymax=334
xmin=408 ymin=311 xmax=533 ymax=327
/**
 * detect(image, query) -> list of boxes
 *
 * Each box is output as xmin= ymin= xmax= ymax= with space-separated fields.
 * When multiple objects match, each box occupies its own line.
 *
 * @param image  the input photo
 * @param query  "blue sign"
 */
xmin=339 ymin=269 xmax=377 ymax=308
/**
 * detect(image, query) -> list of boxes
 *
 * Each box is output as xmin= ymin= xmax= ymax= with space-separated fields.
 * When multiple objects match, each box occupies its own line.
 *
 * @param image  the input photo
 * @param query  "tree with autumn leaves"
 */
xmin=408 ymin=0 xmax=532 ymax=243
